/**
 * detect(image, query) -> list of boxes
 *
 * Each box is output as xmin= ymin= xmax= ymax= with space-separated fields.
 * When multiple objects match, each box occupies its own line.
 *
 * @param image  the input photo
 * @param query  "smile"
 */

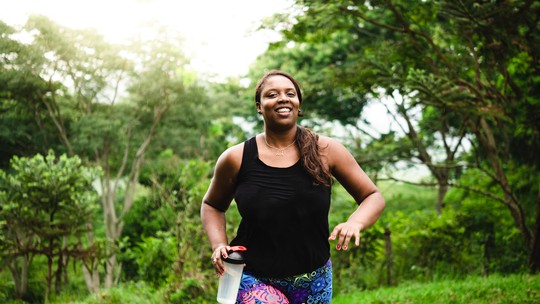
xmin=276 ymin=107 xmax=292 ymax=113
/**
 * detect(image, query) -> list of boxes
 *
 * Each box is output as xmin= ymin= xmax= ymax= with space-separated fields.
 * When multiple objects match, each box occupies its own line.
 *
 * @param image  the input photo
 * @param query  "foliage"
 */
xmin=127 ymin=232 xmax=176 ymax=288
xmin=256 ymin=0 xmax=540 ymax=270
xmin=1 ymin=0 xmax=540 ymax=301
xmin=328 ymin=183 xmax=386 ymax=291
xmin=71 ymin=281 xmax=162 ymax=304
xmin=0 ymin=150 xmax=99 ymax=300
xmin=0 ymin=21 xmax=64 ymax=168
xmin=377 ymin=181 xmax=437 ymax=214
xmin=165 ymin=278 xmax=208 ymax=304
xmin=388 ymin=210 xmax=474 ymax=281
xmin=124 ymin=154 xmax=221 ymax=301
xmin=0 ymin=12 xmax=245 ymax=302
xmin=2 ymin=15 xmax=231 ymax=290
xmin=445 ymin=168 xmax=531 ymax=274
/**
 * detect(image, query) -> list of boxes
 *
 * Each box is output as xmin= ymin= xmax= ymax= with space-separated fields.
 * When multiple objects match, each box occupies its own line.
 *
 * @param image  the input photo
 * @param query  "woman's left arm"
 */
xmin=325 ymin=137 xmax=386 ymax=251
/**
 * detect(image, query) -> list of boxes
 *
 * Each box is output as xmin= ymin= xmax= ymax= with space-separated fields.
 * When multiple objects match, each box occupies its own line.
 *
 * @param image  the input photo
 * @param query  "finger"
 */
xmin=221 ymin=246 xmax=230 ymax=259
xmin=336 ymin=228 xmax=348 ymax=250
xmin=213 ymin=257 xmax=225 ymax=276
xmin=354 ymin=229 xmax=361 ymax=246
xmin=328 ymin=226 xmax=340 ymax=241
xmin=339 ymin=228 xmax=353 ymax=250
xmin=212 ymin=246 xmax=228 ymax=276
xmin=330 ymin=223 xmax=346 ymax=241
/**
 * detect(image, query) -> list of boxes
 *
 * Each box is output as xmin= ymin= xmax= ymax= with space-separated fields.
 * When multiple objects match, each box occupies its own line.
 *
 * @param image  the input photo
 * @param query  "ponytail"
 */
xmin=295 ymin=126 xmax=332 ymax=187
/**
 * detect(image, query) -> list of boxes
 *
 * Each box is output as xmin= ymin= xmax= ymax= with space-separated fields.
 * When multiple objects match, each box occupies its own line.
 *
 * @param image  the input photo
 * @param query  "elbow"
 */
xmin=375 ymin=190 xmax=386 ymax=211
xmin=362 ymin=190 xmax=386 ymax=210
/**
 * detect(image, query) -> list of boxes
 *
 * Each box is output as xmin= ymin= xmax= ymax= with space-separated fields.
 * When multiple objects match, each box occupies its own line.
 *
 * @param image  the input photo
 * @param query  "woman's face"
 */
xmin=257 ymin=75 xmax=301 ymax=129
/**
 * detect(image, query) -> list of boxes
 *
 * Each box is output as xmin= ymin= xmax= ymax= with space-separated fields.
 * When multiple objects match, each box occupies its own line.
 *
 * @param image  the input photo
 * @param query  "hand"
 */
xmin=211 ymin=245 xmax=229 ymax=277
xmin=328 ymin=221 xmax=364 ymax=251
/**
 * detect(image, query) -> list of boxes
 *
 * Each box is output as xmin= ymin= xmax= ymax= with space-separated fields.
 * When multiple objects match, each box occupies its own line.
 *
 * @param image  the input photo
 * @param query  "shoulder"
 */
xmin=202 ymin=140 xmax=247 ymax=210
xmin=316 ymin=135 xmax=353 ymax=170
xmin=317 ymin=134 xmax=340 ymax=146
xmin=215 ymin=140 xmax=245 ymax=173
xmin=317 ymin=135 xmax=347 ymax=154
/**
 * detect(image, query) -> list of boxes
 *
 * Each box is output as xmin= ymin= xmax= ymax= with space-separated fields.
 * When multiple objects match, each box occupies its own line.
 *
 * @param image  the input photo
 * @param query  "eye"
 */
xmin=287 ymin=92 xmax=296 ymax=97
xmin=267 ymin=92 xmax=278 ymax=98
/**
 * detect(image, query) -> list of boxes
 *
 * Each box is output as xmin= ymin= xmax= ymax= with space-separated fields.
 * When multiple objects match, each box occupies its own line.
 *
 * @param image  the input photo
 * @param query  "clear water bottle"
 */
xmin=217 ymin=246 xmax=246 ymax=304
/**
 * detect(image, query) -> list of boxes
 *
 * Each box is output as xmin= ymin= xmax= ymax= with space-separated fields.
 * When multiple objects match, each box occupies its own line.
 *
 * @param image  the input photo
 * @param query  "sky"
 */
xmin=0 ymin=0 xmax=292 ymax=80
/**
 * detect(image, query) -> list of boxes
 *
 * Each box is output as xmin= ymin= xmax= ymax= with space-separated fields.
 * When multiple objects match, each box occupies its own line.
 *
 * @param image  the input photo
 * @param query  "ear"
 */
xmin=256 ymin=102 xmax=262 ymax=113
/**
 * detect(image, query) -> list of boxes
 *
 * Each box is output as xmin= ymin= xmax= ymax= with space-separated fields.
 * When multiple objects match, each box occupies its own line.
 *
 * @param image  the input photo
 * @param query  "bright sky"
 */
xmin=0 ymin=0 xmax=292 ymax=80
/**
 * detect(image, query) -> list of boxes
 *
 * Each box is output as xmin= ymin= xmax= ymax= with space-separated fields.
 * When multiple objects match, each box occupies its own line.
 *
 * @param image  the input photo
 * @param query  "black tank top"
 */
xmin=230 ymin=136 xmax=331 ymax=278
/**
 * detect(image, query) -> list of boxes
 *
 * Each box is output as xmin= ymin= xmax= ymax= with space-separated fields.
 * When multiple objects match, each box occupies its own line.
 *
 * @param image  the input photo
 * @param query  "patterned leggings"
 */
xmin=235 ymin=259 xmax=332 ymax=304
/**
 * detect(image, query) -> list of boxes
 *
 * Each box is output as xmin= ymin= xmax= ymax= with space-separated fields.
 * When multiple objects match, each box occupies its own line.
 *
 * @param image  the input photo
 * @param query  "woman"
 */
xmin=201 ymin=70 xmax=385 ymax=303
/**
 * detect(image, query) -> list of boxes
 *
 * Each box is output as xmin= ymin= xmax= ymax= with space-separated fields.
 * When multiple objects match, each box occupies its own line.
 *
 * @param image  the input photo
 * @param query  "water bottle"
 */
xmin=217 ymin=246 xmax=246 ymax=304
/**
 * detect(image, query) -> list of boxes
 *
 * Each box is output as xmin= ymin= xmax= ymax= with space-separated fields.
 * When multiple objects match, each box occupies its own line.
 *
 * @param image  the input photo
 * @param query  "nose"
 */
xmin=277 ymin=92 xmax=290 ymax=102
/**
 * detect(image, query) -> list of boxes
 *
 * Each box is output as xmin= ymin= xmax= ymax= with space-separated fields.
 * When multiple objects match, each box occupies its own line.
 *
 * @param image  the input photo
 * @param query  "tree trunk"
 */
xmin=55 ymin=251 xmax=63 ymax=294
xmin=7 ymin=255 xmax=30 ymax=299
xmin=45 ymin=254 xmax=53 ymax=302
xmin=435 ymin=174 xmax=449 ymax=215
xmin=82 ymin=264 xmax=100 ymax=293
xmin=529 ymin=184 xmax=540 ymax=273
xmin=99 ymin=106 xmax=167 ymax=288
xmin=384 ymin=228 xmax=395 ymax=286
xmin=7 ymin=261 xmax=21 ymax=299
xmin=395 ymin=100 xmax=453 ymax=215
xmin=82 ymin=228 xmax=101 ymax=293
xmin=39 ymin=87 xmax=74 ymax=156
xmin=55 ymin=236 xmax=69 ymax=294
xmin=483 ymin=223 xmax=495 ymax=276
xmin=105 ymin=254 xmax=119 ymax=288
xmin=476 ymin=118 xmax=532 ymax=249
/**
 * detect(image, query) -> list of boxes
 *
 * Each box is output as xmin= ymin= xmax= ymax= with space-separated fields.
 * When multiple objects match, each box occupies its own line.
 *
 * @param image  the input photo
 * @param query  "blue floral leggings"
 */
xmin=235 ymin=259 xmax=332 ymax=304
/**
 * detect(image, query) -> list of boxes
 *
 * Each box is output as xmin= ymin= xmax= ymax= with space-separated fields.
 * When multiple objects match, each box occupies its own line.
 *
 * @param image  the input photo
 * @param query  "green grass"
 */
xmin=333 ymin=273 xmax=540 ymax=304
xmin=4 ymin=273 xmax=538 ymax=303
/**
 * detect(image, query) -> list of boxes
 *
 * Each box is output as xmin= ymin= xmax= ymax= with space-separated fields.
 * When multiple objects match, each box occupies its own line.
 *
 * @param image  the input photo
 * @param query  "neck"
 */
xmin=264 ymin=126 xmax=297 ymax=145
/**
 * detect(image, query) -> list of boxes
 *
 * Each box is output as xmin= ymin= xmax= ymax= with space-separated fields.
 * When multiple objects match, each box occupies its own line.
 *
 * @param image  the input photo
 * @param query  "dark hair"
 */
xmin=255 ymin=70 xmax=332 ymax=187
xmin=295 ymin=126 xmax=332 ymax=187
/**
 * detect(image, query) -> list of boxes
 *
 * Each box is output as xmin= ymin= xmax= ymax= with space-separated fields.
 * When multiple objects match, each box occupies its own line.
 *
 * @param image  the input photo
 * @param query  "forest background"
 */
xmin=1 ymin=0 xmax=539 ymax=303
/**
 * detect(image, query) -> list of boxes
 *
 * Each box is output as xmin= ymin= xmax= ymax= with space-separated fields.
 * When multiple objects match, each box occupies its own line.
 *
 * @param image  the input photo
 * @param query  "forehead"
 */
xmin=261 ymin=75 xmax=296 ymax=92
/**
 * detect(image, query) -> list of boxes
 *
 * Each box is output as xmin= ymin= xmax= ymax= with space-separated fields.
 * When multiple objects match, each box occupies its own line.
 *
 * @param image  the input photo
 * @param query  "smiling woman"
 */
xmin=201 ymin=69 xmax=386 ymax=303
xmin=0 ymin=0 xmax=292 ymax=79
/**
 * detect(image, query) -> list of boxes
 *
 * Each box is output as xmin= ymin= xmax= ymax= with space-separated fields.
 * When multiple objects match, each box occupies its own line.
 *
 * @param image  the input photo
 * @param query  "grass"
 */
xmin=332 ymin=273 xmax=540 ymax=304
xmin=2 ymin=270 xmax=538 ymax=303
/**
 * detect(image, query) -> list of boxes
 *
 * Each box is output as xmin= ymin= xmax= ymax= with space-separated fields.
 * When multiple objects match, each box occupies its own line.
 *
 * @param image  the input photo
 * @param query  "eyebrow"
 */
xmin=264 ymin=87 xmax=296 ymax=93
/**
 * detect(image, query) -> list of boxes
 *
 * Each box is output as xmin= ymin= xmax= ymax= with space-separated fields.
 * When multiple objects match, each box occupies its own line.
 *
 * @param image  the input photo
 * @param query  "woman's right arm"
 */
xmin=200 ymin=144 xmax=242 ymax=275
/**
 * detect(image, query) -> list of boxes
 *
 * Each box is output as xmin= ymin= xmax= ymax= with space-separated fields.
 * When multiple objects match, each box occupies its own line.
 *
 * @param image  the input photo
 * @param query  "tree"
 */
xmin=261 ymin=0 xmax=540 ymax=271
xmin=0 ymin=151 xmax=98 ymax=301
xmin=2 ymin=15 xmax=237 ymax=292
xmin=0 ymin=20 xmax=64 ymax=168
xmin=8 ymin=16 xmax=211 ymax=290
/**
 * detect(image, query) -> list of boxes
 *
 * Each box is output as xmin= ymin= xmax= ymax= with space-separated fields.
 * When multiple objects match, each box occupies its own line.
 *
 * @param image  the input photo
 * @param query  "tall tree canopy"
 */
xmin=254 ymin=0 xmax=540 ymax=271
xmin=0 ymin=15 xmax=236 ymax=292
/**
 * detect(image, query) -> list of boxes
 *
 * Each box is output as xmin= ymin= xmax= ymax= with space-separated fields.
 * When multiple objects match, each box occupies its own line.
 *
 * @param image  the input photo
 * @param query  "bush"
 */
xmin=75 ymin=282 xmax=161 ymax=304
xmin=166 ymin=278 xmax=210 ymax=304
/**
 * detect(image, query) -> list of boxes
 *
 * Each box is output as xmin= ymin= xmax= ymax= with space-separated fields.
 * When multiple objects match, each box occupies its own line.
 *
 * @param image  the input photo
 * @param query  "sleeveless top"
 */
xmin=230 ymin=136 xmax=331 ymax=278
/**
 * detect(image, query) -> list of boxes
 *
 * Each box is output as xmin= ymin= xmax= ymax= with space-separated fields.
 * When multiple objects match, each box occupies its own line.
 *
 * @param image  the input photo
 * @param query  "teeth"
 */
xmin=276 ymin=108 xmax=291 ymax=113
